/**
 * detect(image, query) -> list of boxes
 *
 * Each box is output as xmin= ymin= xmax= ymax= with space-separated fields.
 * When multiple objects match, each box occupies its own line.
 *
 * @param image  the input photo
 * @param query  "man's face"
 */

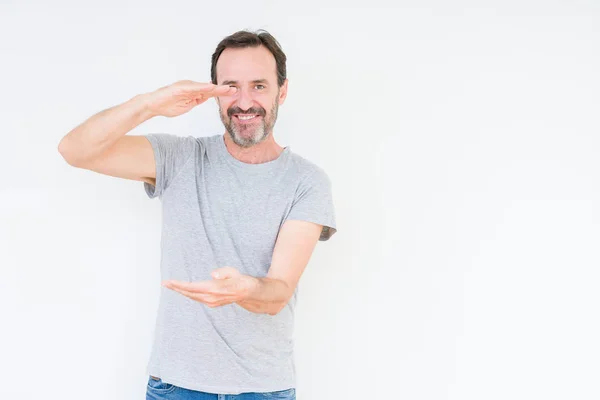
xmin=215 ymin=46 xmax=287 ymax=148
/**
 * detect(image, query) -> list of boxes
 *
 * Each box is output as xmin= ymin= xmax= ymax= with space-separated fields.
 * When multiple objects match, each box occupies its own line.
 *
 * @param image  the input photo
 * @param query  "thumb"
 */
xmin=211 ymin=266 xmax=240 ymax=280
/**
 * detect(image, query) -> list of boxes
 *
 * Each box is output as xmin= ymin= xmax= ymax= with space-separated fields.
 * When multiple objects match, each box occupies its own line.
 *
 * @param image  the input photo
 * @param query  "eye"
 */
xmin=255 ymin=84 xmax=265 ymax=90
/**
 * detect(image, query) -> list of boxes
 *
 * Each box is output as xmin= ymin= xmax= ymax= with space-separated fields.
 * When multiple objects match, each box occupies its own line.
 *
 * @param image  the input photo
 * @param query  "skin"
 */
xmin=216 ymin=45 xmax=289 ymax=163
xmin=162 ymin=46 xmax=322 ymax=315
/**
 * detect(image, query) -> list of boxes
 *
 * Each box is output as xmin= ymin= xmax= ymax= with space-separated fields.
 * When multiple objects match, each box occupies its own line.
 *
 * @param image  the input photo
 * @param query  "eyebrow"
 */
xmin=221 ymin=79 xmax=269 ymax=85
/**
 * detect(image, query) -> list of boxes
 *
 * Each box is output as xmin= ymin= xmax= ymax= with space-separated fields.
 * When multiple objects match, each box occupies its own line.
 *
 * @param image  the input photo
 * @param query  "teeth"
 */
xmin=238 ymin=115 xmax=257 ymax=120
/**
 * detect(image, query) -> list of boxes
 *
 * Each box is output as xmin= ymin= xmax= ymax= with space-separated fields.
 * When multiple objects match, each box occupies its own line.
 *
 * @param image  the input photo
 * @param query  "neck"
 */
xmin=223 ymin=132 xmax=284 ymax=164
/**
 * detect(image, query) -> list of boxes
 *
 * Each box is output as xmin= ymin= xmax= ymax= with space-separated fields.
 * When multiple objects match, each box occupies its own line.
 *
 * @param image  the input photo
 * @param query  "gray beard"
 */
xmin=219 ymin=100 xmax=279 ymax=148
xmin=226 ymin=119 xmax=269 ymax=148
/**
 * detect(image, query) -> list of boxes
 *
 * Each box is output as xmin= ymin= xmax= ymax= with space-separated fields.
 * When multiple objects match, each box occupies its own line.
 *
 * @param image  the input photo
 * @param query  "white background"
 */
xmin=1 ymin=1 xmax=599 ymax=399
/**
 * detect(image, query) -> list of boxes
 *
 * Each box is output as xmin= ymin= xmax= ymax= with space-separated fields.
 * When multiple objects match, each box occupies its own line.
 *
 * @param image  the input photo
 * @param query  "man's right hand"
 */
xmin=145 ymin=80 xmax=237 ymax=118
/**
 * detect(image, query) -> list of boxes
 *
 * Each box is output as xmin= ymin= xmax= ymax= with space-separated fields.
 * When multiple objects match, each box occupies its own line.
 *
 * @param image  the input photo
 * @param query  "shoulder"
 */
xmin=286 ymin=151 xmax=332 ymax=186
xmin=196 ymin=133 xmax=222 ymax=147
xmin=145 ymin=133 xmax=203 ymax=149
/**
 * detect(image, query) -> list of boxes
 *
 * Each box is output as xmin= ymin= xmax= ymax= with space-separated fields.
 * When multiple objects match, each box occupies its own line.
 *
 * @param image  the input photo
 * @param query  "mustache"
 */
xmin=227 ymin=106 xmax=266 ymax=117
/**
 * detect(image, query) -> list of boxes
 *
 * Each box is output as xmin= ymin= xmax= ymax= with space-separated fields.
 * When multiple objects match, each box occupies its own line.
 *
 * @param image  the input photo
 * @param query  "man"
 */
xmin=58 ymin=30 xmax=336 ymax=399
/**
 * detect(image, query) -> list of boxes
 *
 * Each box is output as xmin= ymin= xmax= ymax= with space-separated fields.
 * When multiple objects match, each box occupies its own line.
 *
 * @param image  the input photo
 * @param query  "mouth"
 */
xmin=233 ymin=114 xmax=262 ymax=123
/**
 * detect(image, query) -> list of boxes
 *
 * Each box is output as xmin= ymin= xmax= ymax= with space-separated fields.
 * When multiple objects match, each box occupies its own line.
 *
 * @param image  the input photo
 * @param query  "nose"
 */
xmin=233 ymin=86 xmax=254 ymax=111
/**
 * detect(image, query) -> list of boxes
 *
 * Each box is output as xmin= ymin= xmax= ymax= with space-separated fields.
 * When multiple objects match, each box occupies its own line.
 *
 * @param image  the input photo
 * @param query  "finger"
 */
xmin=170 ymin=287 xmax=200 ymax=299
xmin=170 ymin=287 xmax=236 ymax=307
xmin=185 ymin=83 xmax=235 ymax=97
xmin=164 ymin=279 xmax=233 ymax=296
xmin=163 ymin=279 xmax=213 ymax=293
xmin=179 ymin=81 xmax=216 ymax=92
xmin=209 ymin=85 xmax=237 ymax=97
xmin=169 ymin=287 xmax=212 ymax=302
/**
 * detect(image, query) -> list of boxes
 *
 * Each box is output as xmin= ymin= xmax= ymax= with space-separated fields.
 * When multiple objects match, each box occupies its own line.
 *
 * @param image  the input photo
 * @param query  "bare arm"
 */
xmin=58 ymin=94 xmax=157 ymax=184
xmin=58 ymin=94 xmax=153 ymax=167
xmin=58 ymin=80 xmax=236 ymax=185
xmin=236 ymin=220 xmax=322 ymax=315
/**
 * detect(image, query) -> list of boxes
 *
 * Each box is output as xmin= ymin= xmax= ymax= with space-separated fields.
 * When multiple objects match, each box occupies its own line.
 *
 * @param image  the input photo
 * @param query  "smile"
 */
xmin=234 ymin=114 xmax=261 ymax=122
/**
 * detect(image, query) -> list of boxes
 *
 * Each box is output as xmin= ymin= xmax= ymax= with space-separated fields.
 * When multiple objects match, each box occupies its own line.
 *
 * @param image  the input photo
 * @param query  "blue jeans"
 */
xmin=146 ymin=376 xmax=296 ymax=400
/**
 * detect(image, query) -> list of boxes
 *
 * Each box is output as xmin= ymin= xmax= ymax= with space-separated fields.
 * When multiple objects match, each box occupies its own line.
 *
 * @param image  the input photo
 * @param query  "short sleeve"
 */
xmin=285 ymin=168 xmax=337 ymax=241
xmin=143 ymin=134 xmax=196 ymax=198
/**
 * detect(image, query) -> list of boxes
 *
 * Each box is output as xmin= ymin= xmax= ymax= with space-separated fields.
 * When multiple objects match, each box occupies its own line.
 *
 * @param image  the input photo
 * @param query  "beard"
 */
xmin=219 ymin=96 xmax=279 ymax=148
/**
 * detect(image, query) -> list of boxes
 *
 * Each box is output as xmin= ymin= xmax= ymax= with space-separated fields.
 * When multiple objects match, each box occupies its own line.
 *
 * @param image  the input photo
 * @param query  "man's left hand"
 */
xmin=162 ymin=267 xmax=257 ymax=308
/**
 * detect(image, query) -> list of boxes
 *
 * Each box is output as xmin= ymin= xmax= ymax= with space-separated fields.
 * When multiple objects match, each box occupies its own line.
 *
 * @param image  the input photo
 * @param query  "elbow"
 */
xmin=58 ymin=137 xmax=85 ymax=167
xmin=58 ymin=137 xmax=75 ymax=165
xmin=267 ymin=307 xmax=282 ymax=316
xmin=267 ymin=284 xmax=294 ymax=315
xmin=266 ymin=299 xmax=289 ymax=316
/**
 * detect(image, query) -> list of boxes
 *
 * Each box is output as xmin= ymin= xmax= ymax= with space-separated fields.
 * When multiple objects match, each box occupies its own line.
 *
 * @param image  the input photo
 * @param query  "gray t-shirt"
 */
xmin=142 ymin=133 xmax=337 ymax=394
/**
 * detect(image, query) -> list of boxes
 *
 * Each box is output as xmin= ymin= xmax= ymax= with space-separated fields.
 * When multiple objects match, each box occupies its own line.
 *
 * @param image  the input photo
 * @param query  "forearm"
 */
xmin=237 ymin=277 xmax=292 ymax=315
xmin=58 ymin=93 xmax=154 ymax=165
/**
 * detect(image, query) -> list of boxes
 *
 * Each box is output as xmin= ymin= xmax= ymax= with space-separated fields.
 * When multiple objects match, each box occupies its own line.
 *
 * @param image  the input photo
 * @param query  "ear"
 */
xmin=278 ymin=79 xmax=288 ymax=105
